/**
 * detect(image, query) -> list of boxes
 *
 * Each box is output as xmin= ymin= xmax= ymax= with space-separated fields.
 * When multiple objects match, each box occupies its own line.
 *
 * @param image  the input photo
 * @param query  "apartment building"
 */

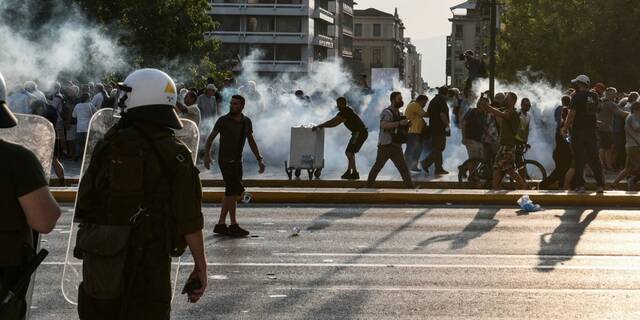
xmin=206 ymin=0 xmax=354 ymax=76
xmin=446 ymin=0 xmax=491 ymax=88
xmin=352 ymin=8 xmax=406 ymax=83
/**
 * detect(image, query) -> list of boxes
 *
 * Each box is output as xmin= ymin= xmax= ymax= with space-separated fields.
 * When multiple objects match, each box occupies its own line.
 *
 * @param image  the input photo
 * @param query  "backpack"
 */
xmin=385 ymin=107 xmax=408 ymax=144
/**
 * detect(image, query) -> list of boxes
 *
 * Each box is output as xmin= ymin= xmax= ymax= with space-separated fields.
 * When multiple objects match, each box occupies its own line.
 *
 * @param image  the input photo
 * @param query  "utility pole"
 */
xmin=488 ymin=0 xmax=497 ymax=97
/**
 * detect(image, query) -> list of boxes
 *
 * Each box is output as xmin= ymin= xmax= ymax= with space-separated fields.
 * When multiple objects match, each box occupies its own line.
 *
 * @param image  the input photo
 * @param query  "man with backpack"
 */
xmin=366 ymin=92 xmax=414 ymax=189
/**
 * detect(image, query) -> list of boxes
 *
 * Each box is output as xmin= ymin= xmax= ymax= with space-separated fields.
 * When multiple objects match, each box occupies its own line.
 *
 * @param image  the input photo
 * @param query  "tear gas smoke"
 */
xmin=0 ymin=1 xmax=128 ymax=91
xmin=222 ymin=50 xmax=561 ymax=177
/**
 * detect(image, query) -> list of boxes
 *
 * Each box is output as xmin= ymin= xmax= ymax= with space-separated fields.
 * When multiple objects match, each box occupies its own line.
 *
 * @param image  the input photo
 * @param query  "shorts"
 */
xmin=597 ymin=131 xmax=613 ymax=149
xmin=626 ymin=147 xmax=640 ymax=173
xmin=219 ymin=161 xmax=245 ymax=196
xmin=493 ymin=145 xmax=516 ymax=172
xmin=346 ymin=130 xmax=368 ymax=154
xmin=465 ymin=140 xmax=483 ymax=159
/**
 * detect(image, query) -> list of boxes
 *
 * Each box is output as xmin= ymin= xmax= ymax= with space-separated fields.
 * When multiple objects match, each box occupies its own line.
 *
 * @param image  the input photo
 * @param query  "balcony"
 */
xmin=312 ymin=7 xmax=334 ymax=23
xmin=342 ymin=3 xmax=353 ymax=16
xmin=239 ymin=60 xmax=307 ymax=73
xmin=313 ymin=34 xmax=334 ymax=48
xmin=208 ymin=1 xmax=309 ymax=16
xmin=205 ymin=31 xmax=308 ymax=44
xmin=342 ymin=25 xmax=353 ymax=37
xmin=341 ymin=48 xmax=353 ymax=58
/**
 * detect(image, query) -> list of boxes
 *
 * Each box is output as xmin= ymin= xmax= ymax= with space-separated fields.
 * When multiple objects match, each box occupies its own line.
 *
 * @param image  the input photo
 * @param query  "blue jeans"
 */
xmin=76 ymin=132 xmax=87 ymax=159
xmin=404 ymin=133 xmax=423 ymax=170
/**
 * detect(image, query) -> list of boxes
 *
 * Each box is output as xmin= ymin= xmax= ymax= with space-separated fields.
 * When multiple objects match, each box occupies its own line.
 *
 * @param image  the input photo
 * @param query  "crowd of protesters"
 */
xmin=8 ymin=67 xmax=640 ymax=194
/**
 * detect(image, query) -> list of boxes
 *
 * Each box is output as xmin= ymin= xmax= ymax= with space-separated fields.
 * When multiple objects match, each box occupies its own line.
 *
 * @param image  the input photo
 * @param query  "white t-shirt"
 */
xmin=72 ymin=102 xmax=97 ymax=133
xmin=91 ymin=93 xmax=104 ymax=109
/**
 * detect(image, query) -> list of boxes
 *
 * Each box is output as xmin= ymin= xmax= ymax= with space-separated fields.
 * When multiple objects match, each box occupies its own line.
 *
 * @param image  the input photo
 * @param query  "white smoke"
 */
xmin=0 ymin=2 xmax=128 ymax=91
xmin=227 ymin=50 xmax=412 ymax=175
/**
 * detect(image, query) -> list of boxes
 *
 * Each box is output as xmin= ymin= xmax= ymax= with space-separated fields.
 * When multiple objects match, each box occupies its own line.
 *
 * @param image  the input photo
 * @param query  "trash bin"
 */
xmin=285 ymin=126 xmax=325 ymax=180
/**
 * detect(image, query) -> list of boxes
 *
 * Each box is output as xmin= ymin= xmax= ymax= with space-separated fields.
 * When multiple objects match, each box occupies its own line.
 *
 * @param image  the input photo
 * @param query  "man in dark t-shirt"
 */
xmin=204 ymin=95 xmax=266 ymax=237
xmin=0 ymin=75 xmax=61 ymax=318
xmin=421 ymin=86 xmax=450 ymax=175
xmin=562 ymin=74 xmax=605 ymax=193
xmin=314 ymin=97 xmax=368 ymax=180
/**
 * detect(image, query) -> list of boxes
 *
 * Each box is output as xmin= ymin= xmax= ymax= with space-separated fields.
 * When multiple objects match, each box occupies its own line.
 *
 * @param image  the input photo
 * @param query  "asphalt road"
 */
xmin=30 ymin=204 xmax=640 ymax=319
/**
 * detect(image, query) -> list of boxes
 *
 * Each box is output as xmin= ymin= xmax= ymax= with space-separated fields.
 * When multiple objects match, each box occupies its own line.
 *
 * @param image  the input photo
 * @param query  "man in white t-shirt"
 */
xmin=72 ymin=93 xmax=97 ymax=161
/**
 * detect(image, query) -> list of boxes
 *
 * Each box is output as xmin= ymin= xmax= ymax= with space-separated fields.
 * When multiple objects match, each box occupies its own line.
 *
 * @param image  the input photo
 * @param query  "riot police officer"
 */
xmin=74 ymin=69 xmax=207 ymax=319
xmin=0 ymin=71 xmax=61 ymax=319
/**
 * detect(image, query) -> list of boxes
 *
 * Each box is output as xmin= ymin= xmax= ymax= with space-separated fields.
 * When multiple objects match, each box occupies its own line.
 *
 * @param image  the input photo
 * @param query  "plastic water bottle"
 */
xmin=517 ymin=195 xmax=542 ymax=212
xmin=241 ymin=193 xmax=253 ymax=204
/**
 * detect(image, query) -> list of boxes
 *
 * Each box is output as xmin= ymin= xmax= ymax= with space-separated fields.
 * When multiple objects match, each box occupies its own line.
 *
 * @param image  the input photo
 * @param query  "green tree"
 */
xmin=498 ymin=0 xmax=640 ymax=90
xmin=75 ymin=0 xmax=228 ymax=84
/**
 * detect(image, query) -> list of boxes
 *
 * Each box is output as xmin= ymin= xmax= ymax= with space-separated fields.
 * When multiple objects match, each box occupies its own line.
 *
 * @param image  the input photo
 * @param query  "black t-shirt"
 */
xmin=570 ymin=90 xmax=599 ymax=132
xmin=0 ymin=140 xmax=47 ymax=266
xmin=463 ymin=108 xmax=484 ymax=142
xmin=337 ymin=106 xmax=366 ymax=133
xmin=427 ymin=94 xmax=450 ymax=135
xmin=214 ymin=114 xmax=253 ymax=163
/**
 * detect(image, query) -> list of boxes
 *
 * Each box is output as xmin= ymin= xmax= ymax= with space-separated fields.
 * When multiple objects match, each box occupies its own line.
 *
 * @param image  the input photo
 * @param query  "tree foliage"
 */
xmin=498 ymin=0 xmax=640 ymax=90
xmin=74 ymin=0 xmax=228 ymax=85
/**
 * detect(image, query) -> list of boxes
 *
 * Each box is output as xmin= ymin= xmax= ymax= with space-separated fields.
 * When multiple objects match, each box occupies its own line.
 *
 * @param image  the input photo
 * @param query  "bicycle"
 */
xmin=458 ymin=144 xmax=547 ymax=189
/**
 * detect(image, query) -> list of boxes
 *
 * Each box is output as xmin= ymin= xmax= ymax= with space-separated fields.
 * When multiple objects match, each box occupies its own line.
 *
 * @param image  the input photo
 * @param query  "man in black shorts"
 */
xmin=204 ymin=95 xmax=266 ymax=237
xmin=314 ymin=97 xmax=368 ymax=180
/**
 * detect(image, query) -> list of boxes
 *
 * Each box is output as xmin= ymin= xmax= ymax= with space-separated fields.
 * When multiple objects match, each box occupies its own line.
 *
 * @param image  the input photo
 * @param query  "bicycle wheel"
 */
xmin=524 ymin=160 xmax=547 ymax=181
xmin=458 ymin=158 xmax=488 ymax=187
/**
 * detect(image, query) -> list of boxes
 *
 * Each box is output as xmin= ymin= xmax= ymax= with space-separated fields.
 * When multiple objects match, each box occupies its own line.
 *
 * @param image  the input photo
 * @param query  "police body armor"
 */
xmin=73 ymin=120 xmax=191 ymax=319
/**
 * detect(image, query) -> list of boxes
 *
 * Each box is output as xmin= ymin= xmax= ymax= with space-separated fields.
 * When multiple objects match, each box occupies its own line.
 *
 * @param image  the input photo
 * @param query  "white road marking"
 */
xmin=271 ymin=286 xmax=640 ymax=293
xmin=41 ymin=261 xmax=640 ymax=270
xmin=272 ymin=252 xmax=640 ymax=260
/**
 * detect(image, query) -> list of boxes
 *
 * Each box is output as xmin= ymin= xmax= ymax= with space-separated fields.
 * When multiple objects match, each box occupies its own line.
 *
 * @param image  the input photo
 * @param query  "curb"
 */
xmin=51 ymin=187 xmax=640 ymax=207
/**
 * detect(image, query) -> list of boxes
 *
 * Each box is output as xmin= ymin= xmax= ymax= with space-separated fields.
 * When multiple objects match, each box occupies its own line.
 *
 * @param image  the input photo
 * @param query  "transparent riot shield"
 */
xmin=0 ymin=113 xmax=55 ymax=320
xmin=61 ymin=109 xmax=200 ymax=305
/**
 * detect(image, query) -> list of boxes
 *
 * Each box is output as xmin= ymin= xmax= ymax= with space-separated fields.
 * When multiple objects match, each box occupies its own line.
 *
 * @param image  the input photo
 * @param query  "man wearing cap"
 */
xmin=562 ymin=75 xmax=605 ymax=193
xmin=197 ymin=83 xmax=219 ymax=121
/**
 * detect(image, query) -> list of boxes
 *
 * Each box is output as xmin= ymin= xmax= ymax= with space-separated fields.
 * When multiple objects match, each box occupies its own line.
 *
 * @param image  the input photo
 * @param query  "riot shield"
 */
xmin=61 ymin=109 xmax=200 ymax=305
xmin=0 ymin=113 xmax=55 ymax=320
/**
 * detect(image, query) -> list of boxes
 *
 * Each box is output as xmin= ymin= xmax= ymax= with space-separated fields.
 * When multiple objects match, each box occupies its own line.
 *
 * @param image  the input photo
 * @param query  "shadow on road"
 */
xmin=305 ymin=207 xmax=369 ymax=232
xmin=413 ymin=208 xmax=500 ymax=250
xmin=536 ymin=209 xmax=599 ymax=272
xmin=259 ymin=208 xmax=430 ymax=317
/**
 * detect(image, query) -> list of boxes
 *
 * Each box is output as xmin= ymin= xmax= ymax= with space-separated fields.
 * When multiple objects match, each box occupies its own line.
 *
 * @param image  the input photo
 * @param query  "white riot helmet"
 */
xmin=0 ymin=71 xmax=18 ymax=128
xmin=117 ymin=68 xmax=182 ymax=129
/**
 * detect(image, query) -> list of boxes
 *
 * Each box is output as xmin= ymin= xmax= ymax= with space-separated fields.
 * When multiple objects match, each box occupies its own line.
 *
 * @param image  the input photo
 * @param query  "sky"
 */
xmin=354 ymin=0 xmax=463 ymax=87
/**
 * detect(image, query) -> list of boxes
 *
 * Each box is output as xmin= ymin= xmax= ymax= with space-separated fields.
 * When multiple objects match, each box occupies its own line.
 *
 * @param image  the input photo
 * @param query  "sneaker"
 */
xmin=213 ymin=224 xmax=229 ymax=236
xmin=573 ymin=187 xmax=586 ymax=193
xmin=435 ymin=169 xmax=449 ymax=175
xmin=341 ymin=171 xmax=351 ymax=180
xmin=410 ymin=167 xmax=421 ymax=172
xmin=228 ymin=224 xmax=250 ymax=237
xmin=348 ymin=171 xmax=360 ymax=180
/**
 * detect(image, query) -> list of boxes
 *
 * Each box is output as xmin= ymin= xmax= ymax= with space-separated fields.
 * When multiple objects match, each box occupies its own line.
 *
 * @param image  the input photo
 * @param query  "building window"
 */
xmin=276 ymin=45 xmax=301 ymax=61
xmin=211 ymin=15 xmax=241 ymax=32
xmin=248 ymin=44 xmax=275 ymax=60
xmin=277 ymin=0 xmax=302 ymax=3
xmin=276 ymin=16 xmax=301 ymax=32
xmin=353 ymin=48 xmax=362 ymax=61
xmin=455 ymin=24 xmax=463 ymax=39
xmin=373 ymin=24 xmax=382 ymax=37
xmin=372 ymin=47 xmax=382 ymax=66
xmin=354 ymin=23 xmax=362 ymax=37
xmin=247 ymin=16 xmax=275 ymax=32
